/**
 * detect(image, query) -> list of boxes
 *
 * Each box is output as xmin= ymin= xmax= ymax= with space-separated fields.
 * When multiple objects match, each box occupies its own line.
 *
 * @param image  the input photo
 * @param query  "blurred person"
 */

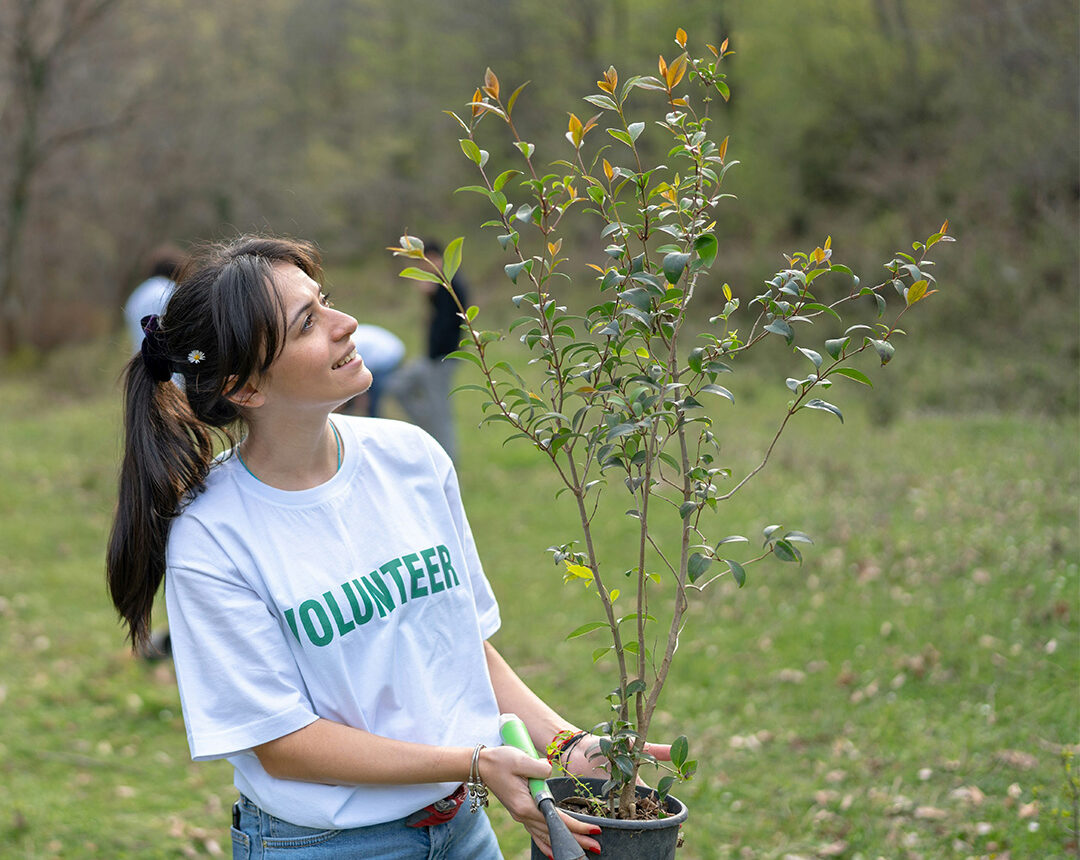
xmin=124 ymin=244 xmax=187 ymax=352
xmin=105 ymin=235 xmax=664 ymax=858
xmin=385 ymin=240 xmax=469 ymax=460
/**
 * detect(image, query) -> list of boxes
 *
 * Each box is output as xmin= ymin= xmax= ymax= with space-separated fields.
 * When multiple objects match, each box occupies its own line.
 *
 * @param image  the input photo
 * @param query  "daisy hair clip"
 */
xmin=187 ymin=349 xmax=206 ymax=364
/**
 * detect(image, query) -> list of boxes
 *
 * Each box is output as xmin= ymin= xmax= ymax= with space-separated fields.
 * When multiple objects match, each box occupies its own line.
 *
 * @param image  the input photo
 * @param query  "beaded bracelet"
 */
xmin=466 ymin=743 xmax=489 ymax=812
xmin=546 ymin=729 xmax=588 ymax=771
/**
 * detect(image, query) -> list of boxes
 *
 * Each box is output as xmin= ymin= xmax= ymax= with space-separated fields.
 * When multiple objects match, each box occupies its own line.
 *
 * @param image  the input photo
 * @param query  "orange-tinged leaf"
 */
xmin=707 ymin=43 xmax=719 ymax=57
xmin=587 ymin=263 xmax=606 ymax=273
xmin=720 ymin=38 xmax=729 ymax=54
xmin=483 ymin=68 xmax=499 ymax=99
xmin=940 ymin=219 xmax=949 ymax=234
xmin=598 ymin=65 xmax=618 ymax=94
xmin=603 ymin=158 xmax=614 ymax=181
xmin=658 ymin=54 xmax=668 ymax=77
xmin=548 ymin=239 xmax=563 ymax=256
xmin=718 ymin=135 xmax=728 ymax=162
xmin=470 ymin=88 xmax=484 ymax=117
xmin=666 ymin=53 xmax=688 ymax=89
xmin=672 ymin=97 xmax=688 ymax=106
xmin=824 ymin=235 xmax=832 ymax=250
xmin=675 ymin=28 xmax=687 ymax=47
xmin=568 ymin=113 xmax=582 ymax=135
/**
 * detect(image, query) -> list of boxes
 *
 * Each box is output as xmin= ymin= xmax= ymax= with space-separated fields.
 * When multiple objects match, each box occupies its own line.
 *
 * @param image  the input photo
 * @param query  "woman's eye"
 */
xmin=321 ymin=293 xmax=334 ymax=308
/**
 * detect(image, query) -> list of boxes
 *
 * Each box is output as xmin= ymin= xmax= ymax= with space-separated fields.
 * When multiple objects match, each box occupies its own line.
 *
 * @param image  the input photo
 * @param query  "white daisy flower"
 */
xmin=187 ymin=349 xmax=206 ymax=364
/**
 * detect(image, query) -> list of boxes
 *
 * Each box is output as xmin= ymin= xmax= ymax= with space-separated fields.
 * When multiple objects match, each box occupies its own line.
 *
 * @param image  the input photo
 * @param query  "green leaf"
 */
xmin=724 ymin=559 xmax=746 ymax=587
xmin=688 ymin=552 xmax=712 ymax=583
xmin=824 ymin=337 xmax=849 ymax=359
xmin=693 ymin=234 xmax=718 ymax=268
xmin=772 ymin=539 xmax=803 ymax=564
xmin=444 ymin=350 xmax=483 ymax=365
xmin=504 ymin=261 xmax=528 ymax=283
xmin=796 ymin=347 xmax=822 ymax=368
xmin=906 ymin=279 xmax=929 ymax=305
xmin=663 ymin=252 xmax=691 ymax=284
xmin=605 ymin=423 xmax=639 ymax=441
xmin=832 ymin=367 xmax=873 ymax=387
xmin=625 ymin=679 xmax=647 ymax=696
xmin=804 ymin=398 xmax=844 ymax=423
xmin=399 ymin=267 xmax=443 ymax=284
xmin=459 ymin=138 xmax=483 ymax=165
xmin=514 ymin=141 xmax=535 ymax=159
xmin=679 ymin=501 xmax=697 ymax=520
xmin=492 ymin=169 xmax=522 ymax=193
xmin=567 ymin=621 xmax=608 ymax=640
xmin=608 ymin=128 xmax=633 ymax=146
xmin=670 ymin=736 xmax=689 ymax=769
xmin=715 ymin=535 xmax=748 ymax=547
xmin=584 ymin=94 xmax=618 ymax=111
xmin=869 ymin=338 xmax=895 ymax=365
xmin=700 ymin=383 xmax=734 ymax=403
xmin=765 ymin=319 xmax=794 ymax=344
xmin=592 ymin=646 xmax=613 ymax=663
xmin=627 ymin=121 xmax=645 ymax=142
xmin=443 ymin=237 xmax=464 ymax=282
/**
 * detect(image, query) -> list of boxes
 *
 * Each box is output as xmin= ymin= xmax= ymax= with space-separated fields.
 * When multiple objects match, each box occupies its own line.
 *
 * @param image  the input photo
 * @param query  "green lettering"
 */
xmin=284 ymin=608 xmax=302 ymax=644
xmin=421 ymin=547 xmax=444 ymax=593
xmin=380 ymin=558 xmax=409 ymax=603
xmin=361 ymin=571 xmax=395 ymax=618
xmin=403 ymin=552 xmax=428 ymax=598
xmin=344 ymin=580 xmax=374 ymax=625
xmin=300 ymin=599 xmax=334 ymax=647
xmin=323 ymin=590 xmax=355 ymax=636
xmin=437 ymin=544 xmax=460 ymax=587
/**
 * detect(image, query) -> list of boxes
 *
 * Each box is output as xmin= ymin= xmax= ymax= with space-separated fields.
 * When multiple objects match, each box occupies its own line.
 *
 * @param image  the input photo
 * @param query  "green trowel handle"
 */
xmin=498 ymin=714 xmax=552 ymax=800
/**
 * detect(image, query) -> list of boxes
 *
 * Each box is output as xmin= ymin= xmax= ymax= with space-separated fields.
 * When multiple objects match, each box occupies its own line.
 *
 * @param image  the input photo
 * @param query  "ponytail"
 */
xmin=107 ymin=355 xmax=222 ymax=648
xmin=106 ymin=234 xmax=323 ymax=650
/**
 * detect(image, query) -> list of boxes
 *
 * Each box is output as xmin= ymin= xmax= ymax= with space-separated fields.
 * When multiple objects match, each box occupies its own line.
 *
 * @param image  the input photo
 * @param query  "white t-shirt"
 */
xmin=164 ymin=417 xmax=503 ymax=829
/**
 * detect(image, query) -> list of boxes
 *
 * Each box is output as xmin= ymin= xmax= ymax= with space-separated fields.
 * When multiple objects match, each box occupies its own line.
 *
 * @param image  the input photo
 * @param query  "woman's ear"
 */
xmin=225 ymin=376 xmax=265 ymax=409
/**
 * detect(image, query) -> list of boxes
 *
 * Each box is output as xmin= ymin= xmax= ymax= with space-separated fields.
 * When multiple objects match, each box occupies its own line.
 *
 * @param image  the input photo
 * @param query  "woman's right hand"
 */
xmin=478 ymin=745 xmax=601 ymax=858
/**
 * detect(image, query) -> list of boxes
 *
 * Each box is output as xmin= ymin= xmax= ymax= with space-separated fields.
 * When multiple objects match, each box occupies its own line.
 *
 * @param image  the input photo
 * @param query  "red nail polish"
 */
xmin=588 ymin=847 xmax=602 ymax=855
xmin=590 ymin=827 xmax=602 ymax=835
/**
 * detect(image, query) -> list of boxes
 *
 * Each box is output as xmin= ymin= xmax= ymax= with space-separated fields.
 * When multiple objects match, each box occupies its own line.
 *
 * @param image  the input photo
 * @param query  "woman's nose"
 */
xmin=334 ymin=309 xmax=358 ymax=339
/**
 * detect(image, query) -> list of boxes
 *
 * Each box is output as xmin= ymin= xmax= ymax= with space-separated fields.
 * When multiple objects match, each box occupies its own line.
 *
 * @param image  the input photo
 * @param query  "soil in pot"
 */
xmin=529 ymin=776 xmax=688 ymax=860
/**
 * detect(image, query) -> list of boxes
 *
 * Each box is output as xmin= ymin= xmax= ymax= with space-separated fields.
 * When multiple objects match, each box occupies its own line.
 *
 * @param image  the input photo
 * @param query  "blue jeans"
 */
xmin=230 ymin=794 xmax=503 ymax=859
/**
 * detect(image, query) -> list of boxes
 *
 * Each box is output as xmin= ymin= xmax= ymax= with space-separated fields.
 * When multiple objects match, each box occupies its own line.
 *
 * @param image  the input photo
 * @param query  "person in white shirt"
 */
xmin=106 ymin=236 xmax=668 ymax=859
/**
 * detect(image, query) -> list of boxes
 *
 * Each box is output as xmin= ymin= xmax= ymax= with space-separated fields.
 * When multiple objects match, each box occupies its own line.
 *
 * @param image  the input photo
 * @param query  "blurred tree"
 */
xmin=0 ymin=0 xmax=125 ymax=354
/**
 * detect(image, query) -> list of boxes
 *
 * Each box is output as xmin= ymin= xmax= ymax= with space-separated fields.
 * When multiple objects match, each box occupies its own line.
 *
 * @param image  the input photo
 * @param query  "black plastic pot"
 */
xmin=529 ymin=776 xmax=688 ymax=860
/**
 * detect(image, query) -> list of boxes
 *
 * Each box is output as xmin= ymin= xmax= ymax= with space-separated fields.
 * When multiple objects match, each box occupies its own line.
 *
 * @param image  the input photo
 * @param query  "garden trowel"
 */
xmin=499 ymin=713 xmax=587 ymax=860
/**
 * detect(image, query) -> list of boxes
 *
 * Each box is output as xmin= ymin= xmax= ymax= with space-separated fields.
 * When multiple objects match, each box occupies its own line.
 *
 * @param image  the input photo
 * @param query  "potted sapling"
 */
xmin=390 ymin=28 xmax=953 ymax=860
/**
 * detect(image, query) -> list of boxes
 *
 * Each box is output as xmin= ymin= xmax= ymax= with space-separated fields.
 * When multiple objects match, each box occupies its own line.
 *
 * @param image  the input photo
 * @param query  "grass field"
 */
xmin=0 ymin=307 xmax=1076 ymax=859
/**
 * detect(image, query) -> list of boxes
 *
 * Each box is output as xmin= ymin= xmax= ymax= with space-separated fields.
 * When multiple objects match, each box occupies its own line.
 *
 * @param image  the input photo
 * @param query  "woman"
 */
xmin=107 ymin=236 xmax=668 ymax=859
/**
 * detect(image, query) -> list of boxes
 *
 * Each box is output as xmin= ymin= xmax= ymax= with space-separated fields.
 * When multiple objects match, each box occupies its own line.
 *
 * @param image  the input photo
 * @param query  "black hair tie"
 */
xmin=140 ymin=315 xmax=174 ymax=382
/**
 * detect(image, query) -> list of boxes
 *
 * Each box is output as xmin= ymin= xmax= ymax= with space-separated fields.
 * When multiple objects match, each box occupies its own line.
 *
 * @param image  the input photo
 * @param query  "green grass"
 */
xmin=0 ymin=328 xmax=1076 ymax=859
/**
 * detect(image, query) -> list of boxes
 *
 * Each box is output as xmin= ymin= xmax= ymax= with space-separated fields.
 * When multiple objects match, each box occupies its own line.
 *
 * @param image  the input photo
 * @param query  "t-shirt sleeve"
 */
xmin=427 ymin=437 xmax=501 ymax=639
xmin=165 ymin=520 xmax=319 ymax=761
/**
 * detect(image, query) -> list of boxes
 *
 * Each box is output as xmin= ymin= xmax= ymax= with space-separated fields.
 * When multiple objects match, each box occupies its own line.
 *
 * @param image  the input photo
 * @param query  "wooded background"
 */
xmin=1 ymin=0 xmax=1076 ymax=412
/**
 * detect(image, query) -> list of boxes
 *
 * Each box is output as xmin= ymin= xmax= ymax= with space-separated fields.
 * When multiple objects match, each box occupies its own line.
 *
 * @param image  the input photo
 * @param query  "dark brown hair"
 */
xmin=107 ymin=236 xmax=323 ymax=648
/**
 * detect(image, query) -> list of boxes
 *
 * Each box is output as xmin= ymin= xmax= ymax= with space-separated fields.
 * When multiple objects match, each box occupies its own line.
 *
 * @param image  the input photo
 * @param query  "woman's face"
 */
xmin=252 ymin=262 xmax=372 ymax=412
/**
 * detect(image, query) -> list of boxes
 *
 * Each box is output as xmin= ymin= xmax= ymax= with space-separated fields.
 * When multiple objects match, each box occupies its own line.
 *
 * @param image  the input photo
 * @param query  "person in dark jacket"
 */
xmin=386 ymin=241 xmax=470 ymax=460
